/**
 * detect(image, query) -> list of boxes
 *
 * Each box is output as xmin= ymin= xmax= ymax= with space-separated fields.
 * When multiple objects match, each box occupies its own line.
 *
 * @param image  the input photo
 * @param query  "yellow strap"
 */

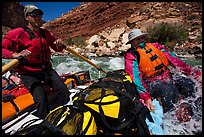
xmin=64 ymin=78 xmax=76 ymax=86
xmin=123 ymin=75 xmax=132 ymax=83
xmin=57 ymin=107 xmax=70 ymax=126
xmin=48 ymin=105 xmax=63 ymax=115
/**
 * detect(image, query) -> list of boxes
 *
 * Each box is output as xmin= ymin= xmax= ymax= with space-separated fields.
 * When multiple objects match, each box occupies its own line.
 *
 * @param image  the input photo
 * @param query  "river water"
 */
xmin=52 ymin=55 xmax=202 ymax=135
xmin=2 ymin=55 xmax=202 ymax=135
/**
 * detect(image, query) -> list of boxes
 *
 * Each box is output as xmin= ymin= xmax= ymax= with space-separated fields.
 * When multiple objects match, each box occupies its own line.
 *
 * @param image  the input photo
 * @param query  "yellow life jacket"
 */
xmin=137 ymin=43 xmax=169 ymax=78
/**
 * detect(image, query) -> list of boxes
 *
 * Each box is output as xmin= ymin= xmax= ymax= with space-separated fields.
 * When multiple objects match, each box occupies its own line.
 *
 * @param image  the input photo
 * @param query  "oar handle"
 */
xmin=65 ymin=47 xmax=108 ymax=74
xmin=2 ymin=59 xmax=20 ymax=75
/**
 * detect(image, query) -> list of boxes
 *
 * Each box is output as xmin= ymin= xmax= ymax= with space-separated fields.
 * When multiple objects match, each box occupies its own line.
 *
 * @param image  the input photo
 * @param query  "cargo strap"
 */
xmin=82 ymin=87 xmax=153 ymax=132
xmin=97 ymin=88 xmax=139 ymax=131
xmin=2 ymin=94 xmax=19 ymax=113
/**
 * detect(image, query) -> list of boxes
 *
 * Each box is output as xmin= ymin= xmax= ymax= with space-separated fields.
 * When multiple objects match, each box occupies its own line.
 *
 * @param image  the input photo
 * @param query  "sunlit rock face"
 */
xmin=2 ymin=2 xmax=202 ymax=57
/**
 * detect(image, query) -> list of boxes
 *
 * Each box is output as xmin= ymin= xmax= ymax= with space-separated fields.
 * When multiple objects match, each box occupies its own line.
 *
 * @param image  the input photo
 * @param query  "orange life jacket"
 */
xmin=137 ymin=43 xmax=169 ymax=78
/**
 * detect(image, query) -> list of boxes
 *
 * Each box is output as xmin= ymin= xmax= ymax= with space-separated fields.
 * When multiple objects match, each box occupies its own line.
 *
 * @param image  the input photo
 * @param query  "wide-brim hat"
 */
xmin=126 ymin=29 xmax=148 ymax=45
xmin=24 ymin=4 xmax=44 ymax=16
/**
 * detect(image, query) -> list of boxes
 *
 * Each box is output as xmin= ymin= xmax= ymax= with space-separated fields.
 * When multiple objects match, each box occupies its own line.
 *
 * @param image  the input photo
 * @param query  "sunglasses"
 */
xmin=28 ymin=12 xmax=43 ymax=18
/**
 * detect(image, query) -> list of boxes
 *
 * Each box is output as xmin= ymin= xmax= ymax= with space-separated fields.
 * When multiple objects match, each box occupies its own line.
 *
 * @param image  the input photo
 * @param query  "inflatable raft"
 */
xmin=2 ymin=71 xmax=91 ymax=125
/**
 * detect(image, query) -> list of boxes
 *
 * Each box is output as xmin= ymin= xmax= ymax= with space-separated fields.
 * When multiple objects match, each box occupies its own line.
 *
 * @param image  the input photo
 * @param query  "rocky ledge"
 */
xmin=2 ymin=2 xmax=202 ymax=59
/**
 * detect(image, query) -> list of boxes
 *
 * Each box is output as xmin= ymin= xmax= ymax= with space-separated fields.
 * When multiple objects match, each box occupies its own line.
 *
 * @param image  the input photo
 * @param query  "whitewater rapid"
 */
xmin=2 ymin=56 xmax=202 ymax=135
xmin=53 ymin=56 xmax=202 ymax=135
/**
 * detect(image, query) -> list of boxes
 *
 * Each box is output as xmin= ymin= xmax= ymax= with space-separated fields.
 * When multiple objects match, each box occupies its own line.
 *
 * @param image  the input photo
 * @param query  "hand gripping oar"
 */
xmin=65 ymin=47 xmax=108 ymax=74
xmin=2 ymin=56 xmax=25 ymax=75
xmin=2 ymin=48 xmax=108 ymax=75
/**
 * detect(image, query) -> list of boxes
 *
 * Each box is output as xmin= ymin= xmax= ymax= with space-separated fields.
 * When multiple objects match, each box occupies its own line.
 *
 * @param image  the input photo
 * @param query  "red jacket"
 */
xmin=2 ymin=27 xmax=64 ymax=74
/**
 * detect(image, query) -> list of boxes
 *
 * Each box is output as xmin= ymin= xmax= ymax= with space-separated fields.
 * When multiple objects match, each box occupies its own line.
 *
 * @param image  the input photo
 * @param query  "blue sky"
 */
xmin=20 ymin=2 xmax=81 ymax=22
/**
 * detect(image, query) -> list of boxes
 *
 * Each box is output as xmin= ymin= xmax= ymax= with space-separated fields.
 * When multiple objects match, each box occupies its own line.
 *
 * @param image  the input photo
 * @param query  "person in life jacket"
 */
xmin=124 ymin=29 xmax=202 ymax=113
xmin=2 ymin=4 xmax=70 ymax=118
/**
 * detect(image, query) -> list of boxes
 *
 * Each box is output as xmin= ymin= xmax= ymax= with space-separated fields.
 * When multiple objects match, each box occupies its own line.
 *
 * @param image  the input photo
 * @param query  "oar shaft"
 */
xmin=65 ymin=47 xmax=108 ymax=74
xmin=2 ymin=59 xmax=20 ymax=75
xmin=2 ymin=48 xmax=108 ymax=75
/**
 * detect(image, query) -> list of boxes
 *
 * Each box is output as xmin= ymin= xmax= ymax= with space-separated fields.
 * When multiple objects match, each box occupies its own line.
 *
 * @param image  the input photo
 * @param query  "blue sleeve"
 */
xmin=132 ymin=59 xmax=148 ymax=94
xmin=168 ymin=51 xmax=177 ymax=57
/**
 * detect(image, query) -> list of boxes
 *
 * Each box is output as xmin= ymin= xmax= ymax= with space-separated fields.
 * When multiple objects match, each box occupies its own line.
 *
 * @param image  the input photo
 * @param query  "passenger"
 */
xmin=2 ymin=4 xmax=70 ymax=118
xmin=124 ymin=29 xmax=202 ymax=113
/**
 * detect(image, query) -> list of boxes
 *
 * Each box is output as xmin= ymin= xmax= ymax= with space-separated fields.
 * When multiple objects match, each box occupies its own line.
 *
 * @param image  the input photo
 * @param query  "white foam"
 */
xmin=52 ymin=56 xmax=202 ymax=135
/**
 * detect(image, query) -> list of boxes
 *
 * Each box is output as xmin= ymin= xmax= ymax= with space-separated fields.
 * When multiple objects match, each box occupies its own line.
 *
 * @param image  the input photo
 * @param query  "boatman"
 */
xmin=124 ymin=29 xmax=202 ymax=113
xmin=2 ymin=4 xmax=70 ymax=118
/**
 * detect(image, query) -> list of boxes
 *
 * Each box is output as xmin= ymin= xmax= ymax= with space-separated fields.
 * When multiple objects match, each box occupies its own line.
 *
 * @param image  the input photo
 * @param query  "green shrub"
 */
xmin=65 ymin=36 xmax=88 ymax=48
xmin=73 ymin=36 xmax=88 ymax=48
xmin=65 ymin=36 xmax=74 ymax=45
xmin=147 ymin=22 xmax=189 ymax=50
xmin=187 ymin=14 xmax=197 ymax=20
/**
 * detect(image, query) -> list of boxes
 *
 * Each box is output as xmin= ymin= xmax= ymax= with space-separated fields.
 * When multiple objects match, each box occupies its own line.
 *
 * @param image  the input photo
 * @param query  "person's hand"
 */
xmin=196 ymin=73 xmax=202 ymax=84
xmin=145 ymin=99 xmax=155 ymax=113
xmin=12 ymin=49 xmax=31 ymax=59
xmin=54 ymin=39 xmax=66 ymax=48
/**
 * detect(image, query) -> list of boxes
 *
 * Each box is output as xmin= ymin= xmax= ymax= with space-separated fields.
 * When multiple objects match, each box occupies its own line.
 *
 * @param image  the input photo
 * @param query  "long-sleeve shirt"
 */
xmin=2 ymin=27 xmax=64 ymax=74
xmin=2 ymin=27 xmax=64 ymax=59
xmin=124 ymin=42 xmax=201 ymax=101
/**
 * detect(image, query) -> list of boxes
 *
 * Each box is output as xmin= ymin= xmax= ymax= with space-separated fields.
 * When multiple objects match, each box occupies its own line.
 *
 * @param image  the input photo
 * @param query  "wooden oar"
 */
xmin=2 ymin=59 xmax=20 ymax=75
xmin=65 ymin=47 xmax=108 ymax=74
xmin=2 ymin=47 xmax=108 ymax=75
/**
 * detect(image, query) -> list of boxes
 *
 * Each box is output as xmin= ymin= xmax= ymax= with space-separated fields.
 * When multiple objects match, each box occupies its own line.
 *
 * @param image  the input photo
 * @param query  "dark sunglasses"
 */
xmin=28 ymin=13 xmax=43 ymax=18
